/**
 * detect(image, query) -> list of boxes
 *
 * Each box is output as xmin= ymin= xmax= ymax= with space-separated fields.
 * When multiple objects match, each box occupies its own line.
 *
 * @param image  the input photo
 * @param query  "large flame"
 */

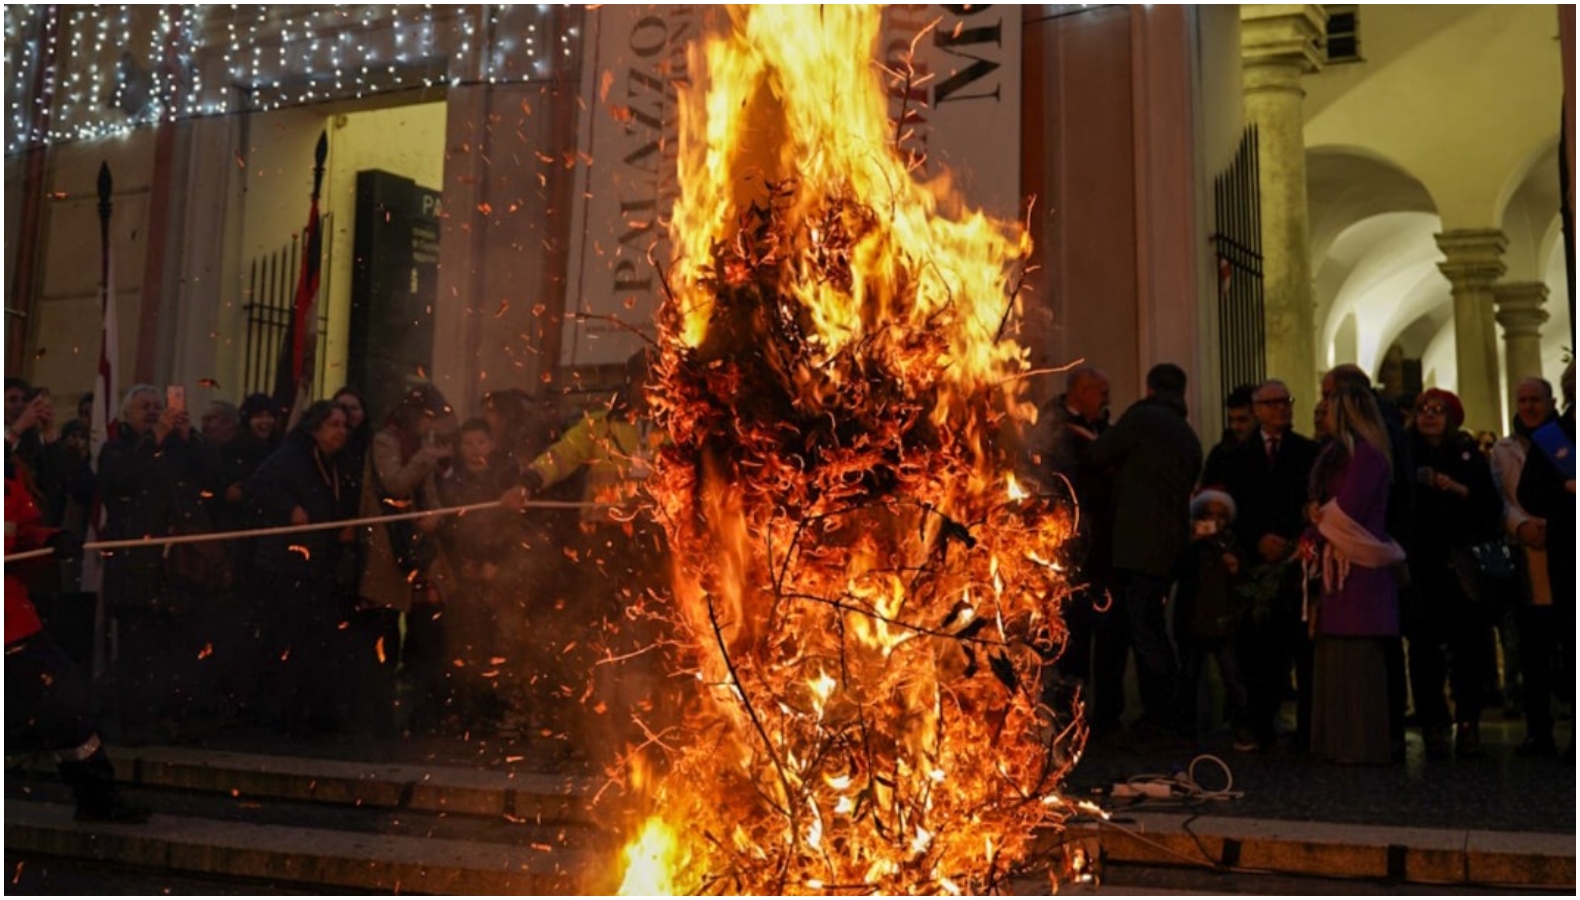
xmin=625 ymin=6 xmax=1082 ymax=894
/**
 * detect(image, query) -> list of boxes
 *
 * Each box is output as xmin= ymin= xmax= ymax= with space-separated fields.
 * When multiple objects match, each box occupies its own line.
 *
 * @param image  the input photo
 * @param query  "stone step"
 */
xmin=17 ymin=744 xmax=602 ymax=824
xmin=10 ymin=745 xmax=1574 ymax=893
xmin=4 ymin=797 xmax=615 ymax=895
xmin=1054 ymin=810 xmax=1575 ymax=892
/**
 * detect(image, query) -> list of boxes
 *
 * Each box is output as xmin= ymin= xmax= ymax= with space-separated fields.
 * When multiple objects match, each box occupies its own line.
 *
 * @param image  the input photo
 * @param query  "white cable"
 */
xmin=1107 ymin=753 xmax=1243 ymax=804
xmin=3 ymin=498 xmax=609 ymax=563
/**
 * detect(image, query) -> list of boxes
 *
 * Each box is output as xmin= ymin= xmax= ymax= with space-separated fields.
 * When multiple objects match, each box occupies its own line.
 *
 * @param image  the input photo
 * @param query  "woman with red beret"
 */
xmin=1405 ymin=387 xmax=1503 ymax=759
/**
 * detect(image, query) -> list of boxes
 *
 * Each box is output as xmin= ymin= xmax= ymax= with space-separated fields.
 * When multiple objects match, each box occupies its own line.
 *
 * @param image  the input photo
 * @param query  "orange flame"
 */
xmin=631 ymin=5 xmax=1081 ymax=895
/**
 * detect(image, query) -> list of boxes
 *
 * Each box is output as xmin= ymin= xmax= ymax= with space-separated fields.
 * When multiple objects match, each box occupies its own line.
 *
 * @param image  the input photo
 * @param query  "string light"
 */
xmin=2 ymin=5 xmax=580 ymax=154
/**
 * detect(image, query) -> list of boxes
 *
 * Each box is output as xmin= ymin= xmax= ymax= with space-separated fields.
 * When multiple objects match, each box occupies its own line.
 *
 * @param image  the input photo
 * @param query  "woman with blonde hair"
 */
xmin=1300 ymin=384 xmax=1405 ymax=765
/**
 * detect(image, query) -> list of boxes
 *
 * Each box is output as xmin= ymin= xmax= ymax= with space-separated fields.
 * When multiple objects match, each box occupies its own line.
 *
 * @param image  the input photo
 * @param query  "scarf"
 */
xmin=1302 ymin=498 xmax=1406 ymax=625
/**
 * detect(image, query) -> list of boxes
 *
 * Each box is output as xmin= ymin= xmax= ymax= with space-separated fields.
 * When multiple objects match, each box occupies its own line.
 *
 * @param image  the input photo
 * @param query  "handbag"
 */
xmin=1448 ymin=539 xmax=1515 ymax=606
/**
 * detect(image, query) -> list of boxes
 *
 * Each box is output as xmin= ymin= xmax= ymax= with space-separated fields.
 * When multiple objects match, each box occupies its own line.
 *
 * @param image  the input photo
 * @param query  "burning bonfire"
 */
xmin=623 ymin=6 xmax=1083 ymax=894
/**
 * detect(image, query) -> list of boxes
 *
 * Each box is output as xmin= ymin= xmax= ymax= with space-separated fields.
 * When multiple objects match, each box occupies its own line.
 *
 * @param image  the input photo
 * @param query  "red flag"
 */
xmin=273 ymin=131 xmax=328 ymax=419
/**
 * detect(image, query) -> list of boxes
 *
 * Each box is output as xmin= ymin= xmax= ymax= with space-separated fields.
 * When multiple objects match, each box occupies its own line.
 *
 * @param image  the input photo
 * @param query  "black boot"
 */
xmin=57 ymin=744 xmax=150 ymax=824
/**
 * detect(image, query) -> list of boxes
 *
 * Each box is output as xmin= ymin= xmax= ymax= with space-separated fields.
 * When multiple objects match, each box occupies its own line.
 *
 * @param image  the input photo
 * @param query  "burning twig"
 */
xmin=620 ymin=7 xmax=1080 ymax=894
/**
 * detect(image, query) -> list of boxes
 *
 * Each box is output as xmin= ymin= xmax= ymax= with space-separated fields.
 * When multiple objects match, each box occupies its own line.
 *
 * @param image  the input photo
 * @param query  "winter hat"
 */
xmin=1190 ymin=487 xmax=1237 ymax=523
xmin=1416 ymin=388 xmax=1465 ymax=431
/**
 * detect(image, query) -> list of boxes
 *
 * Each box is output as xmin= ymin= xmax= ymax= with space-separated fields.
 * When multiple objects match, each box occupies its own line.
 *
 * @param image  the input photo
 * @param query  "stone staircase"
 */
xmin=6 ymin=742 xmax=1574 ymax=894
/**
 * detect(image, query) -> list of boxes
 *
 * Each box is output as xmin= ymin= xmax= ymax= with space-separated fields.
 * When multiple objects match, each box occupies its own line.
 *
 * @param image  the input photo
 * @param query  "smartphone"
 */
xmin=166 ymin=384 xmax=186 ymax=413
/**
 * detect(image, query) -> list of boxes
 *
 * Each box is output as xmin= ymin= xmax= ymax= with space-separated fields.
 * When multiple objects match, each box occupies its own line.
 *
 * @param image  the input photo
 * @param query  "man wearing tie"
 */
xmin=1224 ymin=379 xmax=1321 ymax=752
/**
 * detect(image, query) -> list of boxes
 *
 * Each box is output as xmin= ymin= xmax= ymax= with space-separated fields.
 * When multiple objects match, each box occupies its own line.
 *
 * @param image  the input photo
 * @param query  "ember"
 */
xmin=627 ymin=6 xmax=1081 ymax=894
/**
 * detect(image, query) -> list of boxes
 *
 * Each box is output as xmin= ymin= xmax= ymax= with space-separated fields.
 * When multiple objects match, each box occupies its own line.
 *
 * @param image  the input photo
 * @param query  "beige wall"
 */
xmin=222 ymin=107 xmax=333 ymax=401
xmin=1306 ymin=5 xmax=1559 ymax=229
xmin=1022 ymin=6 xmax=1142 ymax=409
xmin=1021 ymin=5 xmax=1217 ymax=433
xmin=14 ymin=132 xmax=157 ymax=403
xmin=432 ymin=80 xmax=582 ymax=420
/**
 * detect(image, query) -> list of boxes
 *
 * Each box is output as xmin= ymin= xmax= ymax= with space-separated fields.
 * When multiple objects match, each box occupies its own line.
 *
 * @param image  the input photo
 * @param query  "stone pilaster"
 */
xmin=1435 ymin=229 xmax=1507 ymax=432
xmin=1241 ymin=5 xmax=1325 ymax=407
xmin=1493 ymin=280 xmax=1551 ymax=408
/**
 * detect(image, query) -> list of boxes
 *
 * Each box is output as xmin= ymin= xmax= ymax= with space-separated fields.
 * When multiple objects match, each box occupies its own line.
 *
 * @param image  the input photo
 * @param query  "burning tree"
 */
xmin=626 ymin=6 xmax=1084 ymax=894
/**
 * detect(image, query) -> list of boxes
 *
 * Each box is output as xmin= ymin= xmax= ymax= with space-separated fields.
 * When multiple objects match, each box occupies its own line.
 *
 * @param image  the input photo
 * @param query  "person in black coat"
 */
xmin=1201 ymin=384 xmax=1257 ymax=489
xmin=202 ymin=392 xmax=285 ymax=721
xmin=1222 ymin=379 xmax=1322 ymax=751
xmin=1088 ymin=363 xmax=1203 ymax=741
xmin=242 ymin=400 xmax=357 ymax=735
xmin=1516 ymin=362 xmax=1576 ymax=756
xmin=216 ymin=394 xmax=284 ymax=525
xmin=96 ymin=384 xmax=211 ymax=742
xmin=1406 ymin=388 xmax=1503 ymax=758
xmin=1022 ymin=366 xmax=1112 ymax=708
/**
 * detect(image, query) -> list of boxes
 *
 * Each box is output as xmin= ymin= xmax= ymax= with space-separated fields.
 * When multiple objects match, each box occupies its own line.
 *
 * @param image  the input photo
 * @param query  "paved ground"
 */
xmin=5 ymin=682 xmax=1572 ymax=895
xmin=5 ymin=707 xmax=1572 ymax=896
xmin=1066 ymin=714 xmax=1576 ymax=834
xmin=178 ymin=703 xmax=1573 ymax=836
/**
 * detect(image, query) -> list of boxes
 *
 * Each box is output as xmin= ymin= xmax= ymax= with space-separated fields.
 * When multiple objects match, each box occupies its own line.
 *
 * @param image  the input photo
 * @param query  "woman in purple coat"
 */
xmin=1300 ymin=385 xmax=1406 ymax=765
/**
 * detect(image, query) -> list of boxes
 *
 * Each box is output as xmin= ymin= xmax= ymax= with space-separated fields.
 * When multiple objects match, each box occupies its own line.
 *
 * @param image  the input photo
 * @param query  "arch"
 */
xmin=1390 ymin=309 xmax=1452 ymax=364
xmin=1331 ymin=311 xmax=1358 ymax=370
xmin=1494 ymin=136 xmax=1562 ymax=231
xmin=1314 ymin=210 xmax=1445 ymax=377
xmin=1541 ymin=238 xmax=1574 ymax=384
xmin=1498 ymin=140 xmax=1564 ymax=279
xmin=1307 ymin=144 xmax=1438 ymax=265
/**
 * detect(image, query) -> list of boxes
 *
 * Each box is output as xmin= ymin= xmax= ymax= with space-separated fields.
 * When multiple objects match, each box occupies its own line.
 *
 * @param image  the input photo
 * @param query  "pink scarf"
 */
xmin=1302 ymin=498 xmax=1406 ymax=625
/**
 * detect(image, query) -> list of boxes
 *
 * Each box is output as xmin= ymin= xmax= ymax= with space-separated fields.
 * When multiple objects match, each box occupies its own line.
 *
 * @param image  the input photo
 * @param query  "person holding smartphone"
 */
xmin=4 ymin=378 xmax=56 ymax=482
xmin=95 ymin=383 xmax=211 ymax=743
xmin=350 ymin=383 xmax=459 ymax=737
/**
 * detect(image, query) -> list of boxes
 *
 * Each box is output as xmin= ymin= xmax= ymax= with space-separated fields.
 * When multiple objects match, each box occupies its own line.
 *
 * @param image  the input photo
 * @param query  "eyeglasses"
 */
xmin=1255 ymin=396 xmax=1294 ymax=408
xmin=1417 ymin=404 xmax=1447 ymax=416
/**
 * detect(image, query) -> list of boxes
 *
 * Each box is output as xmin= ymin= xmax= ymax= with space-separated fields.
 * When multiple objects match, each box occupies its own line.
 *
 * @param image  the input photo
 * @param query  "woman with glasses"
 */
xmin=1405 ymin=388 xmax=1502 ymax=759
xmin=331 ymin=386 xmax=373 ymax=503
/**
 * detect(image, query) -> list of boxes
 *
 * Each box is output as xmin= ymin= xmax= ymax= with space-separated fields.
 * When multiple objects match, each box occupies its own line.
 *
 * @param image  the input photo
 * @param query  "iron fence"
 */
xmin=241 ymin=214 xmax=331 ymax=399
xmin=1211 ymin=125 xmax=1265 ymax=403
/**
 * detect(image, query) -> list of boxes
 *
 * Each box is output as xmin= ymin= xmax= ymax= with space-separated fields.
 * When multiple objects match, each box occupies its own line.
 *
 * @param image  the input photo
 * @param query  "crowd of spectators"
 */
xmin=1024 ymin=359 xmax=1576 ymax=762
xmin=2 ymin=361 xmax=659 ymax=760
xmin=5 ymin=350 xmax=1575 ymax=769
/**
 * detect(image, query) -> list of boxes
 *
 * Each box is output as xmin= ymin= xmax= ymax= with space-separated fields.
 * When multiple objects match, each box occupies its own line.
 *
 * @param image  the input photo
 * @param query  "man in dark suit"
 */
xmin=1223 ymin=379 xmax=1320 ymax=751
xmin=1201 ymin=384 xmax=1257 ymax=489
xmin=1089 ymin=364 xmax=1203 ymax=742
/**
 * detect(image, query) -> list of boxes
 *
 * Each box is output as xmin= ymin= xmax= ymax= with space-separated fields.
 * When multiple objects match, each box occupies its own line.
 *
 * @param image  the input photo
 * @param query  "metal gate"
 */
xmin=241 ymin=215 xmax=331 ymax=399
xmin=1211 ymin=126 xmax=1265 ymax=402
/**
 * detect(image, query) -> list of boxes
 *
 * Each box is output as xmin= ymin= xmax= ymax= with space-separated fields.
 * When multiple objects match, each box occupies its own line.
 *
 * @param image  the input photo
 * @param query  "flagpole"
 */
xmin=97 ymin=159 xmax=112 ymax=295
xmin=86 ymin=161 xmax=115 ymax=681
xmin=279 ymin=130 xmax=329 ymax=431
xmin=296 ymin=129 xmax=328 ymax=416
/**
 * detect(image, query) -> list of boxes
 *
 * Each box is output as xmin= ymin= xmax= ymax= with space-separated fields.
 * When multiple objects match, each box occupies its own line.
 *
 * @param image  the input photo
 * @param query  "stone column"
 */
xmin=1493 ymin=280 xmax=1550 ymax=402
xmin=1240 ymin=5 xmax=1325 ymax=407
xmin=1435 ymin=229 xmax=1507 ymax=432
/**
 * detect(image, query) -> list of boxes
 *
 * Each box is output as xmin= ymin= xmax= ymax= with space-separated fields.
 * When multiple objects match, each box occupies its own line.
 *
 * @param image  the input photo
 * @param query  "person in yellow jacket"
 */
xmin=510 ymin=349 xmax=669 ymax=762
xmin=515 ymin=350 xmax=662 ymax=524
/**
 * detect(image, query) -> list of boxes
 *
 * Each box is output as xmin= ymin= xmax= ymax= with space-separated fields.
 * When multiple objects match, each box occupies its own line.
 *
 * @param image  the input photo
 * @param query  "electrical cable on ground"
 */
xmin=1056 ymin=752 xmax=1570 ymax=893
